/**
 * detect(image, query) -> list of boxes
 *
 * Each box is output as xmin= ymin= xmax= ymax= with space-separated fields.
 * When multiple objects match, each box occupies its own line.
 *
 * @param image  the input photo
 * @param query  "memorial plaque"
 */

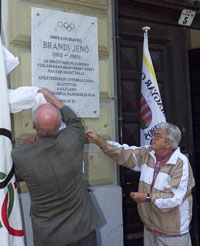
xmin=32 ymin=7 xmax=99 ymax=118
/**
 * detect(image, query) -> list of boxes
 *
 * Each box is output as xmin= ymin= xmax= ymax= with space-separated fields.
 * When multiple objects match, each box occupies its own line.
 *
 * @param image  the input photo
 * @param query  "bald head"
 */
xmin=33 ymin=104 xmax=61 ymax=137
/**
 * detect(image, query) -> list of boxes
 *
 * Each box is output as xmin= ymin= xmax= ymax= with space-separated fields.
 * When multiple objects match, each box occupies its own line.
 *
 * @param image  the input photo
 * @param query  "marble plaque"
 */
xmin=32 ymin=7 xmax=99 ymax=118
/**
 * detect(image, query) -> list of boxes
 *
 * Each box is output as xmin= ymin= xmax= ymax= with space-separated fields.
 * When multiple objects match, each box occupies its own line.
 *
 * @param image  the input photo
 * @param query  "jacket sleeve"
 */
xmin=13 ymin=163 xmax=23 ymax=182
xmin=153 ymin=157 xmax=195 ymax=212
xmin=101 ymin=140 xmax=149 ymax=171
xmin=60 ymin=105 xmax=85 ymax=142
xmin=12 ymin=149 xmax=24 ymax=181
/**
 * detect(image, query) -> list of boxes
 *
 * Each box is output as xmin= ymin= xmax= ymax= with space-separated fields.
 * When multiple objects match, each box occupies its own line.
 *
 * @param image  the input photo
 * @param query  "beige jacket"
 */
xmin=101 ymin=141 xmax=195 ymax=235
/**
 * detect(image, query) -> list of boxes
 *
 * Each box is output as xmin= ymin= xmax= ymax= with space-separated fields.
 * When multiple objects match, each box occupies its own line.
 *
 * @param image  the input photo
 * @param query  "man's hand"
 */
xmin=86 ymin=129 xmax=99 ymax=143
xmin=23 ymin=133 xmax=37 ymax=143
xmin=37 ymin=87 xmax=53 ymax=102
xmin=130 ymin=192 xmax=146 ymax=203
xmin=86 ymin=129 xmax=106 ymax=148
xmin=37 ymin=87 xmax=64 ymax=109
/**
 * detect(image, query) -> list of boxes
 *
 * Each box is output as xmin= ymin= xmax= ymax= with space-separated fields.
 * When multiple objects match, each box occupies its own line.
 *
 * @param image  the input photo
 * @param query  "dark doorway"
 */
xmin=115 ymin=1 xmax=198 ymax=245
xmin=189 ymin=48 xmax=200 ymax=245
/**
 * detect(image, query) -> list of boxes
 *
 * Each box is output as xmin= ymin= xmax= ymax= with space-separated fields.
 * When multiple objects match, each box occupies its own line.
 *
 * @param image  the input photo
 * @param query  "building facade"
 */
xmin=1 ymin=0 xmax=200 ymax=245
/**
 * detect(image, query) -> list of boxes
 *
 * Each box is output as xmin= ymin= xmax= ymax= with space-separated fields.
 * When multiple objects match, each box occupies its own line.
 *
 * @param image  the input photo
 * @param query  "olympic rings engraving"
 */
xmin=57 ymin=21 xmax=75 ymax=32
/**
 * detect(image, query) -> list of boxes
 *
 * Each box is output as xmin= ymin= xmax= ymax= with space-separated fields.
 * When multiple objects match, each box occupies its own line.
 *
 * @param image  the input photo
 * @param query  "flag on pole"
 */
xmin=0 ymin=35 xmax=25 ymax=245
xmin=140 ymin=27 xmax=166 ymax=145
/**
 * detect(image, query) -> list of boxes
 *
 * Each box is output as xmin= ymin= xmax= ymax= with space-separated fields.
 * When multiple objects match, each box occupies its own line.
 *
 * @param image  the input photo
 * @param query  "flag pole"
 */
xmin=142 ymin=26 xmax=151 ymax=49
xmin=142 ymin=26 xmax=151 ymax=35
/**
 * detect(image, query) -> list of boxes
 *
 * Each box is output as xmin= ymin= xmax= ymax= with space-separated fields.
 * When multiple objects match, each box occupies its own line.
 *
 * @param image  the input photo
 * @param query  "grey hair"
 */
xmin=32 ymin=105 xmax=62 ymax=124
xmin=156 ymin=122 xmax=181 ymax=149
xmin=32 ymin=104 xmax=62 ymax=137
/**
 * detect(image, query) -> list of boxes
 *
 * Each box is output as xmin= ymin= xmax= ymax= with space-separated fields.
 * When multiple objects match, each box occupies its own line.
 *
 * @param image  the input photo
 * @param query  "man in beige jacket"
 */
xmin=87 ymin=122 xmax=195 ymax=246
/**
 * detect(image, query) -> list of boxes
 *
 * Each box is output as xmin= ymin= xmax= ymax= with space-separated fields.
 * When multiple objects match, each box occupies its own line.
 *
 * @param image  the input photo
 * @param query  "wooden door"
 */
xmin=189 ymin=48 xmax=200 ymax=245
xmin=115 ymin=1 xmax=196 ymax=245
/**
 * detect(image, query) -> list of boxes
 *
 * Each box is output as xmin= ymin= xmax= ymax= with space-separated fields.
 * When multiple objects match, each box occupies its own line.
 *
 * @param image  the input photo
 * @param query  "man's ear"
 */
xmin=166 ymin=139 xmax=173 ymax=149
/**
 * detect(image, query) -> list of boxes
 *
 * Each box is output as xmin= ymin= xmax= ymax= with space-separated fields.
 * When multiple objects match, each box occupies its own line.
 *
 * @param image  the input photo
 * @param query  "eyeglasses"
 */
xmin=152 ymin=132 xmax=168 ymax=140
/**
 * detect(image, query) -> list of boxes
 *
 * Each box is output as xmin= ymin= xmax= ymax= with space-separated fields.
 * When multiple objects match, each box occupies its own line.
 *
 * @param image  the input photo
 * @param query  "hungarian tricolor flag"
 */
xmin=0 ymin=35 xmax=25 ymax=245
xmin=140 ymin=27 xmax=166 ymax=145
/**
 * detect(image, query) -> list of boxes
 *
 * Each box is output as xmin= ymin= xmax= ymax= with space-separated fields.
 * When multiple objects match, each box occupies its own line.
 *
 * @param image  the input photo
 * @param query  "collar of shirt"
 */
xmin=155 ymin=149 xmax=175 ymax=167
xmin=152 ymin=150 xmax=175 ymax=185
